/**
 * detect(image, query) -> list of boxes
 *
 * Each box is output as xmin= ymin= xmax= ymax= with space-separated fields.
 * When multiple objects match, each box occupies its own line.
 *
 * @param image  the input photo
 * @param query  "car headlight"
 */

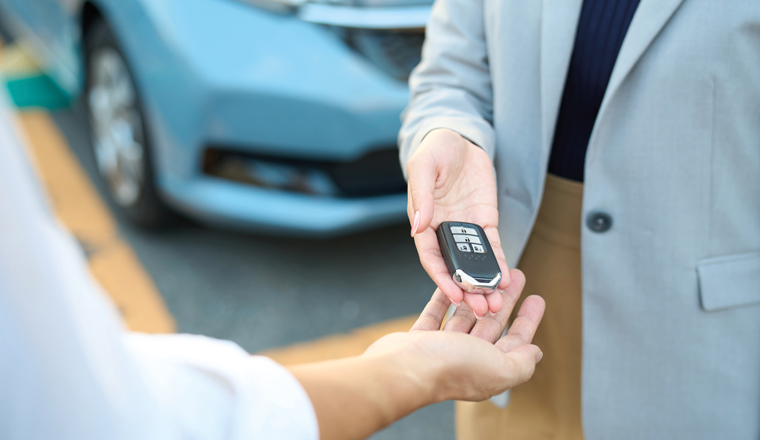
xmin=232 ymin=0 xmax=307 ymax=13
xmin=232 ymin=0 xmax=430 ymax=81
xmin=233 ymin=0 xmax=432 ymax=30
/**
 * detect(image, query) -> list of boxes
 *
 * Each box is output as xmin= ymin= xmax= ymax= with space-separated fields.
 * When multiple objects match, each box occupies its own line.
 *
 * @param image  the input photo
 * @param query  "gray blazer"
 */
xmin=399 ymin=0 xmax=760 ymax=438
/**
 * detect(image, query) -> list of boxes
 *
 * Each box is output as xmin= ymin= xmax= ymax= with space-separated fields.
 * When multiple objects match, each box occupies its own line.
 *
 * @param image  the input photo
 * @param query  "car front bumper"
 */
xmin=103 ymin=0 xmax=414 ymax=234
xmin=162 ymin=174 xmax=407 ymax=237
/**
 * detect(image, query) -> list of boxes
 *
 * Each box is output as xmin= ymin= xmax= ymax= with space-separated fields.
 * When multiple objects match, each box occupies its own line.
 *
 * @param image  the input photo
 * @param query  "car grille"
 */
xmin=203 ymin=147 xmax=407 ymax=198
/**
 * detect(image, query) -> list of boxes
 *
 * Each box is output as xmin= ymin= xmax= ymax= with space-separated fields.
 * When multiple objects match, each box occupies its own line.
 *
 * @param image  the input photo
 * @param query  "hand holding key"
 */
xmin=406 ymin=129 xmax=510 ymax=318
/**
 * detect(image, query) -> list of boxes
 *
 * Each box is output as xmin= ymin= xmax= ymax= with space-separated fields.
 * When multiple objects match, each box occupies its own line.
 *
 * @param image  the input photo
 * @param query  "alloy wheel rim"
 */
xmin=88 ymin=48 xmax=146 ymax=207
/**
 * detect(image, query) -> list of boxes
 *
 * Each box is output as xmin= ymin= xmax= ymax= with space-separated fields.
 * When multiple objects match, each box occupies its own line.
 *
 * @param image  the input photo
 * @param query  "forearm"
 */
xmin=288 ymin=353 xmax=437 ymax=440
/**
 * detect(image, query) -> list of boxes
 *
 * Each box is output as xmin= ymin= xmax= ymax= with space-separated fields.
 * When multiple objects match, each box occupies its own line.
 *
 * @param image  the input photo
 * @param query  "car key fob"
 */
xmin=436 ymin=221 xmax=502 ymax=292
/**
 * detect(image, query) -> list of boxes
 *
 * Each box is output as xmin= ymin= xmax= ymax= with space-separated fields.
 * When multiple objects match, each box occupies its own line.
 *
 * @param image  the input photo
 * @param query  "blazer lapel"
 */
xmin=540 ymin=0 xmax=583 ymax=160
xmin=596 ymin=0 xmax=687 ymax=121
xmin=539 ymin=0 xmax=686 ymax=174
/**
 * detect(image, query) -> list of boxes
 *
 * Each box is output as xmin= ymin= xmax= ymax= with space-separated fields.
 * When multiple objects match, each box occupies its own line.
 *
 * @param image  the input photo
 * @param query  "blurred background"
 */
xmin=0 ymin=0 xmax=452 ymax=438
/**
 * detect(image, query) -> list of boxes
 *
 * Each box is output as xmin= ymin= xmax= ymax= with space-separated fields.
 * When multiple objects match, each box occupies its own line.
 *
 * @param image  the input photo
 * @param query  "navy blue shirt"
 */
xmin=548 ymin=0 xmax=640 ymax=182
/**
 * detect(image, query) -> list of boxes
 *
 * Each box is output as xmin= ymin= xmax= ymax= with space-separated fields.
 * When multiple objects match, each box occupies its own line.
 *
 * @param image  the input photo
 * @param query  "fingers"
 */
xmin=413 ymin=230 xmax=514 ymax=319
xmin=484 ymin=291 xmax=502 ymax=315
xmin=406 ymin=150 xmax=437 ymax=237
xmin=442 ymin=300 xmax=477 ymax=333
xmin=469 ymin=269 xmax=526 ymax=343
xmin=462 ymin=292 xmax=488 ymax=319
xmin=496 ymin=295 xmax=545 ymax=353
xmin=410 ymin=288 xmax=451 ymax=332
xmin=498 ymin=269 xmax=527 ymax=332
xmin=414 ymin=229 xmax=465 ymax=305
xmin=441 ymin=285 xmax=511 ymax=334
xmin=467 ymin=300 xmax=508 ymax=343
xmin=482 ymin=226 xmax=511 ymax=291
xmin=502 ymin=344 xmax=543 ymax=387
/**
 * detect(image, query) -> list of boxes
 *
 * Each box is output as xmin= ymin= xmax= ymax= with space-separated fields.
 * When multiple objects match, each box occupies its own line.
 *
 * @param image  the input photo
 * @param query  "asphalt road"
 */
xmin=52 ymin=101 xmax=454 ymax=440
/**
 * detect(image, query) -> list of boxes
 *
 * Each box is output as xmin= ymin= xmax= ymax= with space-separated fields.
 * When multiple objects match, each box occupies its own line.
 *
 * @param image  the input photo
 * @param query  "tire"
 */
xmin=84 ymin=19 xmax=175 ymax=228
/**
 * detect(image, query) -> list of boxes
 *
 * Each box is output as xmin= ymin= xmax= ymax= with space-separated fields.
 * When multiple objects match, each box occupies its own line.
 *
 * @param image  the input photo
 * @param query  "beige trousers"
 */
xmin=457 ymin=174 xmax=584 ymax=440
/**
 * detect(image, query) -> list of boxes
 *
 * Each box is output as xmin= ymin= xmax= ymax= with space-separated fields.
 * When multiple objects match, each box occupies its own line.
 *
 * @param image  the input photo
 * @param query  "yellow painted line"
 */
xmin=0 ymin=43 xmax=39 ymax=77
xmin=261 ymin=305 xmax=456 ymax=364
xmin=261 ymin=315 xmax=419 ymax=365
xmin=16 ymin=110 xmax=175 ymax=333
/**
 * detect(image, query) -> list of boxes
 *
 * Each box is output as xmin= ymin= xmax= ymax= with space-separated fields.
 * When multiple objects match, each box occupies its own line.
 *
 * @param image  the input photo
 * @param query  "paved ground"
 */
xmin=49 ymin=101 xmax=454 ymax=440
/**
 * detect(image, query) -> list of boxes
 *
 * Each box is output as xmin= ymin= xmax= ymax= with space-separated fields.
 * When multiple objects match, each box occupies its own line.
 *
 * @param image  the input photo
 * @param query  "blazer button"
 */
xmin=586 ymin=211 xmax=612 ymax=233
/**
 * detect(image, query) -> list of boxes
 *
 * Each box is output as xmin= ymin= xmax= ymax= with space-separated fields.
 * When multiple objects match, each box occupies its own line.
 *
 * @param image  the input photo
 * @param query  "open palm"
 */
xmin=407 ymin=129 xmax=510 ymax=318
xmin=365 ymin=270 xmax=543 ymax=402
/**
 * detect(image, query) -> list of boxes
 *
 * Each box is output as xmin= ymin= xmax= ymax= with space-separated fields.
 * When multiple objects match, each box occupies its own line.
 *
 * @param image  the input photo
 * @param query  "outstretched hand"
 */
xmin=365 ymin=269 xmax=544 ymax=402
xmin=291 ymin=270 xmax=543 ymax=440
xmin=406 ymin=129 xmax=510 ymax=318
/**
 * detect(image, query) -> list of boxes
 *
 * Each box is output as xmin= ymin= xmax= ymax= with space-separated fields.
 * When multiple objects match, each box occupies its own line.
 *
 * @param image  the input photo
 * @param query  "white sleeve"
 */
xmin=124 ymin=333 xmax=318 ymax=440
xmin=0 ymin=101 xmax=317 ymax=440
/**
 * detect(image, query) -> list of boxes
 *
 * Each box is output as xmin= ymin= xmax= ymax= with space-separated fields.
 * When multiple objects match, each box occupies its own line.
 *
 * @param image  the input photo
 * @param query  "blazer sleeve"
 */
xmin=398 ymin=0 xmax=495 ymax=177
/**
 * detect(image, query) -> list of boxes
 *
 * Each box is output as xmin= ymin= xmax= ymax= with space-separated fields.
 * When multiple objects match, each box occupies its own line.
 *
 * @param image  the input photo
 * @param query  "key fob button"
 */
xmin=457 ymin=243 xmax=472 ymax=252
xmin=453 ymin=234 xmax=482 ymax=244
xmin=437 ymin=221 xmax=502 ymax=292
xmin=451 ymin=226 xmax=478 ymax=236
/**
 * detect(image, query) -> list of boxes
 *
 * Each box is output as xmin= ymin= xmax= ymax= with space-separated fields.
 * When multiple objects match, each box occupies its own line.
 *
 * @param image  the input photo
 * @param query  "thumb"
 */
xmin=406 ymin=152 xmax=437 ymax=237
xmin=502 ymin=344 xmax=543 ymax=387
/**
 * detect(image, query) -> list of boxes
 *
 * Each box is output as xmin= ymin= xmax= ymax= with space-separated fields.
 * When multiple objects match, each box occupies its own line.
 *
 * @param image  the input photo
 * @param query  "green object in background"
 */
xmin=0 ymin=44 xmax=72 ymax=110
xmin=4 ymin=73 xmax=71 ymax=109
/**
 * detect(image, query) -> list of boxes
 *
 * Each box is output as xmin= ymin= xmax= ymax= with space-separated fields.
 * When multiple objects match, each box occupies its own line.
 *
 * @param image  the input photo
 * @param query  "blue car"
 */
xmin=0 ymin=0 xmax=432 ymax=236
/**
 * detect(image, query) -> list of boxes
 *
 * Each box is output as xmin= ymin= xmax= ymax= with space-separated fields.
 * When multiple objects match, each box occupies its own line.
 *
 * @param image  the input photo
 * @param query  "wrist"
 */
xmin=289 ymin=353 xmax=437 ymax=440
xmin=365 ymin=336 xmax=449 ymax=407
xmin=359 ymin=350 xmax=442 ymax=420
xmin=424 ymin=128 xmax=466 ymax=146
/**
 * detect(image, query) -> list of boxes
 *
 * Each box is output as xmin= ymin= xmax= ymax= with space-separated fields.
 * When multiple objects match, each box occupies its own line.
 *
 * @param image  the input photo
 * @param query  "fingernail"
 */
xmin=410 ymin=211 xmax=420 ymax=237
xmin=536 ymin=351 xmax=544 ymax=363
xmin=473 ymin=310 xmax=483 ymax=320
xmin=498 ymin=288 xmax=505 ymax=294
xmin=488 ymin=310 xmax=496 ymax=317
xmin=451 ymin=299 xmax=461 ymax=307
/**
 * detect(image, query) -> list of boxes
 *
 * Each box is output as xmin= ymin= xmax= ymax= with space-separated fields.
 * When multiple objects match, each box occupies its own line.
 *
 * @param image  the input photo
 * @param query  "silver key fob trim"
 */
xmin=453 ymin=269 xmax=502 ymax=292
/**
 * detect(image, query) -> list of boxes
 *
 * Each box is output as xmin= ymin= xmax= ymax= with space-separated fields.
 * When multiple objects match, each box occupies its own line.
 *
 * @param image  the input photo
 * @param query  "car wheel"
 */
xmin=84 ymin=19 xmax=174 ymax=227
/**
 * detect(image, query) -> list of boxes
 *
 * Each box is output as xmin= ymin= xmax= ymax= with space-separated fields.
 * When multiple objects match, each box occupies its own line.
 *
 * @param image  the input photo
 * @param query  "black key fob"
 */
xmin=436 ymin=221 xmax=502 ymax=292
